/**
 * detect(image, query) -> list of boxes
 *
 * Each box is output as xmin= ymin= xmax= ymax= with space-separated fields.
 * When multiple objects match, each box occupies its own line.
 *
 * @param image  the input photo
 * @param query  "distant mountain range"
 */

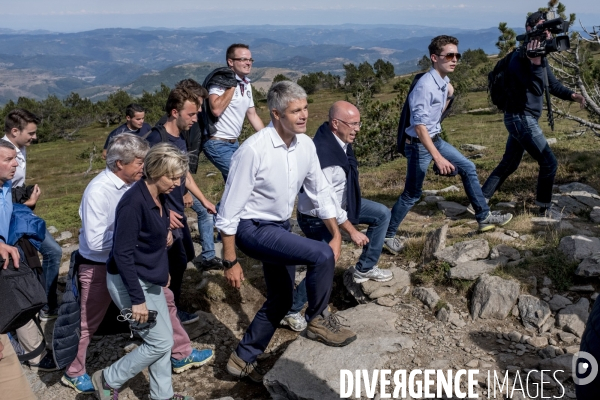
xmin=0 ymin=24 xmax=519 ymax=104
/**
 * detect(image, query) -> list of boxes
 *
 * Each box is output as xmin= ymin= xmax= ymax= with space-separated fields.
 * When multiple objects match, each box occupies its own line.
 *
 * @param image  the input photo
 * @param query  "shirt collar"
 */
xmin=429 ymin=67 xmax=450 ymax=92
xmin=137 ymin=178 xmax=162 ymax=210
xmin=1 ymin=180 xmax=11 ymax=193
xmin=1 ymin=136 xmax=25 ymax=157
xmin=268 ymin=124 xmax=298 ymax=150
xmin=332 ymin=131 xmax=348 ymax=153
xmin=236 ymin=74 xmax=251 ymax=84
xmin=105 ymin=168 xmax=129 ymax=190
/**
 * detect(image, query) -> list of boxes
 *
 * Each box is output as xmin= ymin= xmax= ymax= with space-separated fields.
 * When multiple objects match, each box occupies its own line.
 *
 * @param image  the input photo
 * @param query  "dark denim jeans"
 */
xmin=481 ymin=113 xmax=557 ymax=208
xmin=190 ymin=195 xmax=215 ymax=261
xmin=386 ymin=137 xmax=490 ymax=237
xmin=203 ymin=139 xmax=239 ymax=182
xmin=39 ymin=229 xmax=61 ymax=310
xmin=290 ymin=199 xmax=391 ymax=314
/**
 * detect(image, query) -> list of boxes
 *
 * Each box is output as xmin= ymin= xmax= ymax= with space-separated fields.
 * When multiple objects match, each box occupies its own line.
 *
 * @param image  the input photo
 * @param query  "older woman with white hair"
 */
xmin=92 ymin=143 xmax=194 ymax=400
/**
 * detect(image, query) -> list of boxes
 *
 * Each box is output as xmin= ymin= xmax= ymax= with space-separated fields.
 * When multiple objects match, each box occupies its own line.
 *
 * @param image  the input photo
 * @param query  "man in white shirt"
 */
xmin=204 ymin=43 xmax=265 ymax=182
xmin=61 ymin=134 xmax=213 ymax=394
xmin=216 ymin=81 xmax=357 ymax=383
xmin=281 ymin=101 xmax=393 ymax=331
xmin=3 ymin=109 xmax=64 ymax=318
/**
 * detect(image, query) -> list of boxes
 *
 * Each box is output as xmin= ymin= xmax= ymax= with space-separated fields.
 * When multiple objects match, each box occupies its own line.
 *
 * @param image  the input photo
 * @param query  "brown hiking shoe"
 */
xmin=306 ymin=314 xmax=357 ymax=347
xmin=226 ymin=351 xmax=267 ymax=383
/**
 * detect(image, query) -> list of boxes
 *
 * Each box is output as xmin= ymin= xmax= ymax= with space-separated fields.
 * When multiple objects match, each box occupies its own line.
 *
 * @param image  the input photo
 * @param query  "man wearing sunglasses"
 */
xmin=384 ymin=35 xmax=513 ymax=253
xmin=475 ymin=12 xmax=586 ymax=221
xmin=204 ymin=43 xmax=265 ymax=183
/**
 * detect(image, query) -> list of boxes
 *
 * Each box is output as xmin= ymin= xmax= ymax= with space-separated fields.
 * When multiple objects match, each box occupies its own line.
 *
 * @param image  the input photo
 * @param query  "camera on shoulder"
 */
xmin=516 ymin=10 xmax=571 ymax=58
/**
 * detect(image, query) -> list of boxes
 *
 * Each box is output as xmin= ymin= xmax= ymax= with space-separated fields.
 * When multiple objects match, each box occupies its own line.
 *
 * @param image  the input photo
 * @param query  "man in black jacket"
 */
xmin=476 ymin=12 xmax=585 ymax=220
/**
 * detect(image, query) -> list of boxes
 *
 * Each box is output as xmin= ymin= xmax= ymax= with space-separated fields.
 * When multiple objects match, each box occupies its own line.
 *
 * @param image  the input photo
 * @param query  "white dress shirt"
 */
xmin=216 ymin=123 xmax=345 ymax=235
xmin=1 ymin=136 xmax=26 ymax=188
xmin=297 ymin=132 xmax=349 ymax=218
xmin=78 ymin=168 xmax=131 ymax=262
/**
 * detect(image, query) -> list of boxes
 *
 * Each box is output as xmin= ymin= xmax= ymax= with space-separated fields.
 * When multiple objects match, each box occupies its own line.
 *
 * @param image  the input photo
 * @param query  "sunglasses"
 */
xmin=436 ymin=52 xmax=461 ymax=62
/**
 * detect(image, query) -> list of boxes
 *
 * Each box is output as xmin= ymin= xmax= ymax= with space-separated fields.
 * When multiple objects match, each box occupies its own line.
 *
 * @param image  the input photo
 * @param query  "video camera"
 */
xmin=516 ymin=11 xmax=570 ymax=58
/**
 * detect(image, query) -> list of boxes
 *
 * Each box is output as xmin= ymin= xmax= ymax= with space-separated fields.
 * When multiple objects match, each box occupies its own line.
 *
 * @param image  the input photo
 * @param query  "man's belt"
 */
xmin=209 ymin=137 xmax=237 ymax=144
xmin=405 ymin=134 xmax=440 ymax=144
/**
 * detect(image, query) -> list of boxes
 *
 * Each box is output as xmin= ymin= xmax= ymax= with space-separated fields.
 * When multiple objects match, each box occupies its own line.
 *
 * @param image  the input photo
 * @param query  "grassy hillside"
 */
xmin=26 ymin=78 xmax=597 ymax=235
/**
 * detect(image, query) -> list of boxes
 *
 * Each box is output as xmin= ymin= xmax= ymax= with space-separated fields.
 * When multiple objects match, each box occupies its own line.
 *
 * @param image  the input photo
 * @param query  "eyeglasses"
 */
xmin=335 ymin=119 xmax=362 ymax=129
xmin=436 ymin=53 xmax=461 ymax=62
xmin=231 ymin=57 xmax=254 ymax=63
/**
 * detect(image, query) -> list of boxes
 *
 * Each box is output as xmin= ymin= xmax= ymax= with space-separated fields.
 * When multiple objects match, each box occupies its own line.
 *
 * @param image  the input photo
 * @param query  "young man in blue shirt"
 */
xmin=384 ymin=35 xmax=513 ymax=254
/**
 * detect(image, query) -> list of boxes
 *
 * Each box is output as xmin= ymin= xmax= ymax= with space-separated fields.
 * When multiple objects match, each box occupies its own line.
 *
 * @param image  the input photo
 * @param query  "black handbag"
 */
xmin=0 ymin=255 xmax=48 ymax=334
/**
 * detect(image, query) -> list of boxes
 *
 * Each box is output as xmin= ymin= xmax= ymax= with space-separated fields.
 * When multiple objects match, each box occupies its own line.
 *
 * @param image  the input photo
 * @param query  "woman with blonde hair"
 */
xmin=92 ymin=143 xmax=194 ymax=400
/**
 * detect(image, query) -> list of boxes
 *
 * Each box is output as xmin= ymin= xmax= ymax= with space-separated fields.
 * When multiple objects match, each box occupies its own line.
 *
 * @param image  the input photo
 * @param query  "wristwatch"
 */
xmin=222 ymin=258 xmax=238 ymax=270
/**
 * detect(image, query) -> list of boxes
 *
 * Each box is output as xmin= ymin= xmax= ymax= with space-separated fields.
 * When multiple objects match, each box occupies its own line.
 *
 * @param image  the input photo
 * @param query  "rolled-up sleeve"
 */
xmin=215 ymin=145 xmax=258 ymax=235
xmin=301 ymin=150 xmax=340 ymax=222
xmin=409 ymin=84 xmax=430 ymax=126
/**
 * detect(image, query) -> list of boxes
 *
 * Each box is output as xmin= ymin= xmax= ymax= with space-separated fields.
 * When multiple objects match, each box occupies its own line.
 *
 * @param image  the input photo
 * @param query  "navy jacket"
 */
xmin=107 ymin=179 xmax=170 ymax=305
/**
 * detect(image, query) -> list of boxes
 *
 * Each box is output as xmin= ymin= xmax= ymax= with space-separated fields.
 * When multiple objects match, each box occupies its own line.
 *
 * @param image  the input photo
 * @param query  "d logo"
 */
xmin=573 ymin=351 xmax=599 ymax=386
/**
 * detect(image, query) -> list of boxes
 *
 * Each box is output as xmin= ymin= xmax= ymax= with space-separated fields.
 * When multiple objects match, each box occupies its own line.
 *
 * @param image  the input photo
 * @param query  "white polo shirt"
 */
xmin=209 ymin=74 xmax=255 ymax=140
xmin=78 ymin=168 xmax=131 ymax=263
xmin=1 ymin=136 xmax=26 ymax=188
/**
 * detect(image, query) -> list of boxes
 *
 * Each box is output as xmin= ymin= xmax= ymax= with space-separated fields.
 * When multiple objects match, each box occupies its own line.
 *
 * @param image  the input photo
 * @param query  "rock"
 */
xmin=422 ymin=224 xmax=448 ymax=263
xmin=556 ymin=298 xmax=590 ymax=337
xmin=55 ymin=231 xmax=73 ymax=242
xmin=527 ymin=336 xmax=549 ymax=348
xmin=490 ymin=244 xmax=520 ymax=261
xmin=465 ymin=359 xmax=479 ymax=368
xmin=568 ymin=191 xmax=600 ymax=209
xmin=538 ymin=346 xmax=557 ymax=359
xmin=569 ymin=285 xmax=595 ymax=292
xmin=437 ymin=201 xmax=468 ymax=217
xmin=448 ymin=312 xmax=466 ymax=328
xmin=360 ymin=267 xmax=411 ymax=300
xmin=531 ymin=217 xmax=560 ymax=227
xmin=557 ymin=332 xmax=577 ymax=344
xmin=264 ymin=304 xmax=414 ymax=400
xmin=376 ymin=297 xmax=400 ymax=307
xmin=548 ymin=295 xmax=572 ymax=312
xmin=591 ymin=207 xmax=600 ymax=223
xmin=439 ymin=185 xmax=460 ymax=193
xmin=61 ymin=243 xmax=79 ymax=257
xmin=559 ymin=182 xmax=599 ymax=195
xmin=560 ymin=221 xmax=576 ymax=232
xmin=436 ymin=307 xmax=449 ymax=323
xmin=59 ymin=261 xmax=70 ymax=275
xmin=47 ymin=225 xmax=58 ymax=234
xmin=343 ymin=269 xmax=368 ymax=304
xmin=434 ymin=239 xmax=489 ymax=266
xmin=461 ymin=144 xmax=487 ymax=152
xmin=552 ymin=194 xmax=588 ymax=215
xmin=538 ymin=354 xmax=574 ymax=382
xmin=447 ymin=257 xmax=507 ymax=280
xmin=471 ymin=274 xmax=520 ymax=320
xmin=558 ymin=235 xmax=600 ymax=262
xmin=423 ymin=195 xmax=445 ymax=204
xmin=576 ymin=257 xmax=600 ymax=277
xmin=497 ymin=202 xmax=517 ymax=209
xmin=485 ymin=231 xmax=516 ymax=242
xmin=508 ymin=331 xmax=522 ymax=343
xmin=412 ymin=287 xmax=440 ymax=309
xmin=593 ymin=293 xmax=599 ymax=301
xmin=540 ymin=316 xmax=556 ymax=334
xmin=518 ymin=295 xmax=551 ymax=331
xmin=547 ymin=138 xmax=557 ymax=145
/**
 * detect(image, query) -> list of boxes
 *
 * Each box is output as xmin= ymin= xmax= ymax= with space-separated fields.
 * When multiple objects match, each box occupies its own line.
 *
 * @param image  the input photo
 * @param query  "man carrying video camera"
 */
xmin=479 ymin=11 xmax=586 ymax=220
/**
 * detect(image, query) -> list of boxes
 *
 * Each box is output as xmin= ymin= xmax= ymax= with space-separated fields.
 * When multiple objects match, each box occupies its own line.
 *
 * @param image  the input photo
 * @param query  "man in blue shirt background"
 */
xmin=384 ymin=35 xmax=513 ymax=254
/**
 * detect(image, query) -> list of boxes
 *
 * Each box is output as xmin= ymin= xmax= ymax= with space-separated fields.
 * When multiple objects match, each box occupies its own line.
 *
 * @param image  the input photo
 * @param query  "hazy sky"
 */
xmin=1 ymin=0 xmax=598 ymax=32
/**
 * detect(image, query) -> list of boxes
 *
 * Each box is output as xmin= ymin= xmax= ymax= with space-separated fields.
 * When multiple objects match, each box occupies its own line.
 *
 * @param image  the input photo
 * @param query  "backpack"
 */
xmin=488 ymin=51 xmax=517 ymax=111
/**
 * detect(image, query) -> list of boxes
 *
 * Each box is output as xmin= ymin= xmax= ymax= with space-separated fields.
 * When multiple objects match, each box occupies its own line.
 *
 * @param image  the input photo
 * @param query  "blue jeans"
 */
xmin=234 ymin=219 xmax=334 ymax=363
xmin=290 ymin=199 xmax=391 ymax=314
xmin=387 ymin=137 xmax=490 ymax=237
xmin=481 ymin=113 xmax=557 ymax=208
xmin=39 ymin=229 xmax=61 ymax=310
xmin=203 ymin=139 xmax=239 ymax=182
xmin=105 ymin=274 xmax=174 ymax=400
xmin=190 ymin=195 xmax=215 ymax=261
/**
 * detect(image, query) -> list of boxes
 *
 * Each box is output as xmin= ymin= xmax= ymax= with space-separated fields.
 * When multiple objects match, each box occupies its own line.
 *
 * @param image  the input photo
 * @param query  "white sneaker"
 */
xmin=383 ymin=237 xmax=405 ymax=255
xmin=466 ymin=198 xmax=489 ymax=215
xmin=353 ymin=266 xmax=394 ymax=283
xmin=280 ymin=312 xmax=307 ymax=332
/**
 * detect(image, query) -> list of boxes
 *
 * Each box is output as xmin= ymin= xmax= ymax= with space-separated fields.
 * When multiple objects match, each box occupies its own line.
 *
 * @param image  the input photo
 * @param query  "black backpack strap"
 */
xmin=17 ymin=316 xmax=47 ymax=363
xmin=542 ymin=59 xmax=554 ymax=131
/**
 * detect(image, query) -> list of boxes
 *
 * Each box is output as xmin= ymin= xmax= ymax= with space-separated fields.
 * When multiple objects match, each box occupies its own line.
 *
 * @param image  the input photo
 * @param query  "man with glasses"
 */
xmin=474 ymin=12 xmax=586 ymax=221
xmin=384 ymin=35 xmax=513 ymax=255
xmin=204 ymin=43 xmax=265 ymax=182
xmin=280 ymin=101 xmax=393 ymax=332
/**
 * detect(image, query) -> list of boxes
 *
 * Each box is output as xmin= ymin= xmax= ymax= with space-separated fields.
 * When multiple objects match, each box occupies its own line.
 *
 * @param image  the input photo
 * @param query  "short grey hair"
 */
xmin=144 ymin=143 xmax=189 ymax=181
xmin=0 ymin=140 xmax=16 ymax=152
xmin=106 ymin=133 xmax=150 ymax=172
xmin=267 ymin=81 xmax=307 ymax=115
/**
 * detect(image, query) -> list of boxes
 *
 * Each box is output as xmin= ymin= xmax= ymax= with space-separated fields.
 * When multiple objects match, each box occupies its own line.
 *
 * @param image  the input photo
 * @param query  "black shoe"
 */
xmin=26 ymin=351 xmax=59 ymax=372
xmin=193 ymin=256 xmax=223 ymax=271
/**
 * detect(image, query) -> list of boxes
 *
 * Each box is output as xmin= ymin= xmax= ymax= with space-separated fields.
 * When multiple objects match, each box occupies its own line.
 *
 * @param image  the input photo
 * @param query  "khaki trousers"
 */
xmin=15 ymin=320 xmax=45 ymax=364
xmin=0 ymin=334 xmax=37 ymax=400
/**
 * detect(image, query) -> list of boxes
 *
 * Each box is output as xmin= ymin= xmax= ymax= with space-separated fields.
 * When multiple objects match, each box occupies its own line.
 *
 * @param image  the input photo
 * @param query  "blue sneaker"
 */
xmin=177 ymin=310 xmax=199 ymax=325
xmin=171 ymin=349 xmax=214 ymax=374
xmin=61 ymin=373 xmax=95 ymax=394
